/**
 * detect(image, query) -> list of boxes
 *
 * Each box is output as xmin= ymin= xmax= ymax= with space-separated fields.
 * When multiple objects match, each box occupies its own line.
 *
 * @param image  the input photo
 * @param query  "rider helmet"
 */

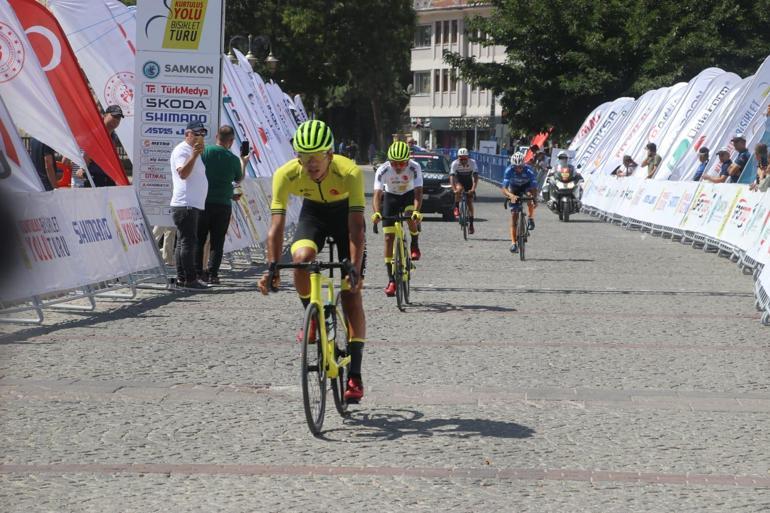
xmin=510 ymin=152 xmax=524 ymax=165
xmin=457 ymin=148 xmax=469 ymax=157
xmin=557 ymin=151 xmax=568 ymax=159
xmin=387 ymin=141 xmax=411 ymax=162
xmin=292 ymin=120 xmax=334 ymax=153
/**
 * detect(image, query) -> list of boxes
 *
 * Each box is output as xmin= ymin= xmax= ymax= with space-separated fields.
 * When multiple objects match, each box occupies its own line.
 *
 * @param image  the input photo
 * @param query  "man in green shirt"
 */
xmin=195 ymin=125 xmax=247 ymax=284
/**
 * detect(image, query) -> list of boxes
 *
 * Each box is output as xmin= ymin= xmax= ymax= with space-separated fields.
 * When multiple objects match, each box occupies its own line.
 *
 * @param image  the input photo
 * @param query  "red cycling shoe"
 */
xmin=344 ymin=376 xmax=364 ymax=402
xmin=296 ymin=317 xmax=317 ymax=343
xmin=410 ymin=247 xmax=421 ymax=261
xmin=384 ymin=281 xmax=396 ymax=297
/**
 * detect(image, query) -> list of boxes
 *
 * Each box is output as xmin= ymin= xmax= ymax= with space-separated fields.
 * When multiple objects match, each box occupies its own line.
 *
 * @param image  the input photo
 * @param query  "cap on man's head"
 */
xmin=186 ymin=120 xmax=206 ymax=132
xmin=731 ymin=133 xmax=746 ymax=142
xmin=105 ymin=105 xmax=124 ymax=118
xmin=646 ymin=142 xmax=657 ymax=151
xmin=698 ymin=146 xmax=710 ymax=155
xmin=717 ymin=148 xmax=730 ymax=156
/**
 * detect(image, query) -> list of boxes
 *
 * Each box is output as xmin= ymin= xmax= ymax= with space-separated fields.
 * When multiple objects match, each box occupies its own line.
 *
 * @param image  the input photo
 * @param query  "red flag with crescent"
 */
xmin=9 ymin=0 xmax=128 ymax=185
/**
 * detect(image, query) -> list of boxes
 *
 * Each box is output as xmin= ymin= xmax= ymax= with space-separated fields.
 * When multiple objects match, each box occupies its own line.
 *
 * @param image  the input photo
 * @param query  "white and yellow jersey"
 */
xmin=373 ymin=159 xmax=424 ymax=195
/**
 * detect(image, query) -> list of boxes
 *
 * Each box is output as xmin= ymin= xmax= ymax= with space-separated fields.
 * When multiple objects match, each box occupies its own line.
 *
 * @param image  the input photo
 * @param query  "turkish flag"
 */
xmin=9 ymin=0 xmax=128 ymax=185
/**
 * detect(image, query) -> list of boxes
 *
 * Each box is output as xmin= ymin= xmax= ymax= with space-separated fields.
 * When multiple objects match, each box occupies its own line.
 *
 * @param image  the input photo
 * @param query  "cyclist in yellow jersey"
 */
xmin=259 ymin=120 xmax=367 ymax=402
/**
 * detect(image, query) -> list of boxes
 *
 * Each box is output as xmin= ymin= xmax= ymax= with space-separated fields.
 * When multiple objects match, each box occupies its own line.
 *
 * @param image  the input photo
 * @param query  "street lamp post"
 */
xmin=227 ymin=34 xmax=279 ymax=72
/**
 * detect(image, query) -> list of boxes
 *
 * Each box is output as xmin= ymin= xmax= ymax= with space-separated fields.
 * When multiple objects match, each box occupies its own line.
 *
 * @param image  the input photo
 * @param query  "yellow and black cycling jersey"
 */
xmin=270 ymin=154 xmax=366 ymax=215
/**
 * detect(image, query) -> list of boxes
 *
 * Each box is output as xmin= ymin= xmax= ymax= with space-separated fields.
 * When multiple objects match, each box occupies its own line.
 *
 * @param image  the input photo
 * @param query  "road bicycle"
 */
xmin=374 ymin=214 xmax=414 ymax=311
xmin=458 ymin=190 xmax=470 ymax=240
xmin=510 ymin=194 xmax=536 ymax=261
xmin=268 ymin=253 xmax=356 ymax=436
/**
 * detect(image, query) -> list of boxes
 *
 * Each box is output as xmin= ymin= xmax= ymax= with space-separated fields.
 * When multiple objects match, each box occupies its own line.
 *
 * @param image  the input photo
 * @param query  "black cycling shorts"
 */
xmin=291 ymin=199 xmax=367 ymax=280
xmin=382 ymin=190 xmax=415 ymax=227
xmin=454 ymin=174 xmax=475 ymax=191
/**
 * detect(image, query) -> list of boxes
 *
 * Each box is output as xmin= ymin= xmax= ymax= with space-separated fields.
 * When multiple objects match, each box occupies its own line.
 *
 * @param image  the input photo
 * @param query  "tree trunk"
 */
xmin=370 ymin=95 xmax=384 ymax=151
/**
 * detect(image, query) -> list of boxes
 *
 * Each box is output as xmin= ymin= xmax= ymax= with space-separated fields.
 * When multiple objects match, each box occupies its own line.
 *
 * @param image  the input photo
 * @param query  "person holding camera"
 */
xmin=194 ymin=125 xmax=248 ymax=285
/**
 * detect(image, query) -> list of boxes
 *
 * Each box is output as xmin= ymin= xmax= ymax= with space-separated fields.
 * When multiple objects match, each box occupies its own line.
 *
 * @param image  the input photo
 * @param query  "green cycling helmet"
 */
xmin=293 ymin=120 xmax=334 ymax=153
xmin=387 ymin=141 xmax=410 ymax=162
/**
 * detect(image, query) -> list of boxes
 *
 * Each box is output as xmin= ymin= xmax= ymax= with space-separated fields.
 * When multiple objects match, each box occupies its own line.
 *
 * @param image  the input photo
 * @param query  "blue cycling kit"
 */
xmin=502 ymin=165 xmax=538 ymax=192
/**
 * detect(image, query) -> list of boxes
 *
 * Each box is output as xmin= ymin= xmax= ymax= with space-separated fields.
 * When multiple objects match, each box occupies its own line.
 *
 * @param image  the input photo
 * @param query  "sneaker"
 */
xmin=468 ymin=224 xmax=475 ymax=235
xmin=509 ymin=243 xmax=518 ymax=253
xmin=453 ymin=206 xmax=460 ymax=218
xmin=384 ymin=281 xmax=396 ymax=297
xmin=181 ymin=280 xmax=208 ymax=290
xmin=410 ymin=247 xmax=421 ymax=261
xmin=296 ymin=317 xmax=318 ymax=344
xmin=344 ymin=376 xmax=364 ymax=403
xmin=528 ymin=218 xmax=535 ymax=231
xmin=198 ymin=271 xmax=209 ymax=283
xmin=208 ymin=274 xmax=220 ymax=285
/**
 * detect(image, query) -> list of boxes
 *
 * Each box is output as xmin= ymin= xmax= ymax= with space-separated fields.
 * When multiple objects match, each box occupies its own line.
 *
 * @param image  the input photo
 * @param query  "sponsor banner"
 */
xmin=134 ymin=0 xmax=223 ymax=226
xmin=568 ymin=101 xmax=611 ymax=153
xmin=0 ymin=94 xmax=44 ymax=192
xmin=718 ymin=188 xmax=767 ymax=250
xmin=656 ymin=71 xmax=741 ymax=180
xmin=49 ymin=0 xmax=137 ymax=159
xmin=0 ymin=0 xmax=85 ymax=167
xmin=2 ymin=186 xmax=158 ymax=303
xmin=679 ymin=183 xmax=742 ymax=238
xmin=573 ymin=97 xmax=635 ymax=173
xmin=222 ymin=199 xmax=256 ymax=254
xmin=11 ymin=0 xmax=128 ymax=185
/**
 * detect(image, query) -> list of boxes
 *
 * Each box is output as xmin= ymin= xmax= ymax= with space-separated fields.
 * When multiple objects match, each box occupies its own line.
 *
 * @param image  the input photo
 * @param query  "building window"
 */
xmin=442 ymin=69 xmax=449 ymax=92
xmin=434 ymin=69 xmax=441 ymax=93
xmin=435 ymin=21 xmax=441 ymax=45
xmin=450 ymin=69 xmax=458 ymax=92
xmin=451 ymin=20 xmax=458 ymax=44
xmin=414 ymin=25 xmax=431 ymax=48
xmin=413 ymin=71 xmax=431 ymax=95
xmin=443 ymin=21 xmax=449 ymax=44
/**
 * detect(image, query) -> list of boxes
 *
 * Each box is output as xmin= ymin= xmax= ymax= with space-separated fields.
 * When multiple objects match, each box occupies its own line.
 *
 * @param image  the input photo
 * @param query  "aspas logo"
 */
xmin=143 ymin=60 xmax=160 ymax=79
xmin=729 ymin=198 xmax=753 ymax=230
xmin=144 ymin=0 xmax=209 ymax=50
xmin=0 ymin=22 xmax=25 ymax=83
xmin=104 ymin=71 xmax=135 ymax=116
xmin=691 ymin=192 xmax=714 ymax=219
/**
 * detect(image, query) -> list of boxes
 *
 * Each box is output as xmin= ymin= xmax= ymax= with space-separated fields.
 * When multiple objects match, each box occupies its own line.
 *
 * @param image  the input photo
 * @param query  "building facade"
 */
xmin=409 ymin=0 xmax=506 ymax=151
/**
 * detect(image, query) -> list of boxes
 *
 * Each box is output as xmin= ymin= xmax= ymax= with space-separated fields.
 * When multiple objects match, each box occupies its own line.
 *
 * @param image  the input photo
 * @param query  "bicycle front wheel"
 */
xmin=517 ymin=214 xmax=527 ymax=261
xmin=394 ymin=238 xmax=405 ymax=311
xmin=330 ymin=292 xmax=350 ymax=417
xmin=403 ymin=253 xmax=412 ymax=305
xmin=301 ymin=303 xmax=327 ymax=436
xmin=460 ymin=202 xmax=468 ymax=240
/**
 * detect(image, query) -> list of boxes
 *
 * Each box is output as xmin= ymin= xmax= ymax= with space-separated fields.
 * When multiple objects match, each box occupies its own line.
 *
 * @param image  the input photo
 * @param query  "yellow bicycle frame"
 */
xmin=384 ymin=210 xmax=413 ymax=283
xmin=308 ymin=270 xmax=351 ymax=379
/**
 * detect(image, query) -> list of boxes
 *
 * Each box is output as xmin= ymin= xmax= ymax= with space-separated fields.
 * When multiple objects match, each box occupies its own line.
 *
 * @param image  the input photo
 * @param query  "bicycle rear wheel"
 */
xmin=330 ymin=292 xmax=349 ymax=417
xmin=403 ymin=251 xmax=412 ymax=305
xmin=517 ymin=214 xmax=527 ymax=261
xmin=300 ymin=303 xmax=327 ymax=436
xmin=394 ymin=237 xmax=405 ymax=311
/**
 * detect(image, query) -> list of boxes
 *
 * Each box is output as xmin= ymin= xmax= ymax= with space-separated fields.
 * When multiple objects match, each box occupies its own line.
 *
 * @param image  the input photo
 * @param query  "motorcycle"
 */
xmin=542 ymin=165 xmax=582 ymax=222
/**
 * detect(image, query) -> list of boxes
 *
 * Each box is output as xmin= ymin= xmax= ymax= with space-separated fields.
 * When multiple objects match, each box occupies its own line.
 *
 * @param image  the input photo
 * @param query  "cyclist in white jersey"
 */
xmin=371 ymin=141 xmax=423 ymax=297
xmin=449 ymin=147 xmax=479 ymax=234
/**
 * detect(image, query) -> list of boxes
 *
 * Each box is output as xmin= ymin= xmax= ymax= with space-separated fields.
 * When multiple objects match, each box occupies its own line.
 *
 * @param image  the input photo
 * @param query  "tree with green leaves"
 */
xmin=225 ymin=0 xmax=414 ymax=152
xmin=445 ymin=0 xmax=770 ymax=138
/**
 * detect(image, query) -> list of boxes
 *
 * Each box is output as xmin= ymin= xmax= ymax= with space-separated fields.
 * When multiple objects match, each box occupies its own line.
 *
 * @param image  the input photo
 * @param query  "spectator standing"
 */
xmin=170 ymin=120 xmax=209 ymax=289
xmin=195 ymin=125 xmax=246 ymax=284
xmin=642 ymin=143 xmax=662 ymax=178
xmin=692 ymin=147 xmax=710 ymax=181
xmin=28 ymin=137 xmax=56 ymax=191
xmin=751 ymin=143 xmax=769 ymax=192
xmin=703 ymin=149 xmax=734 ymax=183
xmin=338 ymin=139 xmax=347 ymax=156
xmin=76 ymin=105 xmax=124 ymax=187
xmin=612 ymin=155 xmax=638 ymax=177
xmin=726 ymin=134 xmax=750 ymax=182
xmin=347 ymin=139 xmax=358 ymax=162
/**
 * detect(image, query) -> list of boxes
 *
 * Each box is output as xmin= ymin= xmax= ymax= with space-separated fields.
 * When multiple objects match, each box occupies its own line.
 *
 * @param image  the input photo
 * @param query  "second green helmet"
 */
xmin=387 ymin=140 xmax=410 ymax=162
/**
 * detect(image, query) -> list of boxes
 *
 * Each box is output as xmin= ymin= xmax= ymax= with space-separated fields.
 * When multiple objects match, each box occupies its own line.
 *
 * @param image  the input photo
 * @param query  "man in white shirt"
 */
xmin=170 ymin=120 xmax=209 ymax=289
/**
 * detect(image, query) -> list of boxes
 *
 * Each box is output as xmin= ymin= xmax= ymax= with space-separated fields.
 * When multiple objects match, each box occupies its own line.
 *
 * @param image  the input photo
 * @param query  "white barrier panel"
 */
xmin=3 ymin=187 xmax=159 ymax=303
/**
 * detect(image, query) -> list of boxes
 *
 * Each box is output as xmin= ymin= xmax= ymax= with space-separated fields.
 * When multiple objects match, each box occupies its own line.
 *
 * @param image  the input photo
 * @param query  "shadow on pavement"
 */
xmin=527 ymin=258 xmax=595 ymax=262
xmin=411 ymin=302 xmax=517 ymax=313
xmin=324 ymin=408 xmax=535 ymax=441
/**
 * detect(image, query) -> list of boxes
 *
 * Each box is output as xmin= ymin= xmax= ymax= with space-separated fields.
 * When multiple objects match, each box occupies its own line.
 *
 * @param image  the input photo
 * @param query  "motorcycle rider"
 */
xmin=546 ymin=151 xmax=583 ymax=213
xmin=501 ymin=152 xmax=538 ymax=253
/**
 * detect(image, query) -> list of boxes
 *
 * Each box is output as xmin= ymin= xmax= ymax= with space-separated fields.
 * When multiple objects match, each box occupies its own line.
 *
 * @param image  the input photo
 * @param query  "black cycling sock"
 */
xmin=348 ymin=340 xmax=364 ymax=377
xmin=410 ymin=234 xmax=419 ymax=247
xmin=469 ymin=216 xmax=474 ymax=224
xmin=385 ymin=262 xmax=394 ymax=281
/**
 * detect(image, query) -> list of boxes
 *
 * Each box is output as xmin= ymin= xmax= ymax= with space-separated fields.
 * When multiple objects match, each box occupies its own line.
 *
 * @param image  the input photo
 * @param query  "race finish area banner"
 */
xmin=133 ymin=0 xmax=224 ymax=226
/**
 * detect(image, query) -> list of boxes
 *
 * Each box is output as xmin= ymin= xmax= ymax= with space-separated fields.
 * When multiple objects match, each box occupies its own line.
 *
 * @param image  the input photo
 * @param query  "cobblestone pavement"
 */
xmin=1 ymin=168 xmax=769 ymax=512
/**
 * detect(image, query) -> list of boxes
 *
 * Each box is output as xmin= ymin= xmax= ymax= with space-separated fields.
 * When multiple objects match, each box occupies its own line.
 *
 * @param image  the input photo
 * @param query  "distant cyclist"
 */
xmin=449 ymin=148 xmax=479 ymax=234
xmin=371 ymin=141 xmax=424 ymax=297
xmin=502 ymin=152 xmax=537 ymax=253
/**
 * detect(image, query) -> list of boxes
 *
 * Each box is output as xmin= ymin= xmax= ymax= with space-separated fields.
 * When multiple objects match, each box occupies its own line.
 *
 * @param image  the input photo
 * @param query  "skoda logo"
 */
xmin=142 ymin=60 xmax=160 ymax=79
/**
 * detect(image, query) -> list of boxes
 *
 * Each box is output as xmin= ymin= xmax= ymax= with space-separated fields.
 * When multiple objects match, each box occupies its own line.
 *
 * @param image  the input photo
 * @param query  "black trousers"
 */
xmin=172 ymin=206 xmax=201 ymax=283
xmin=195 ymin=203 xmax=232 ymax=277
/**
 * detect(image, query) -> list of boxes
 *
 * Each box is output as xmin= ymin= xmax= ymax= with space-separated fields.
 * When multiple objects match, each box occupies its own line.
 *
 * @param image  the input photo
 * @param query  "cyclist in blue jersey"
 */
xmin=501 ymin=152 xmax=538 ymax=253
